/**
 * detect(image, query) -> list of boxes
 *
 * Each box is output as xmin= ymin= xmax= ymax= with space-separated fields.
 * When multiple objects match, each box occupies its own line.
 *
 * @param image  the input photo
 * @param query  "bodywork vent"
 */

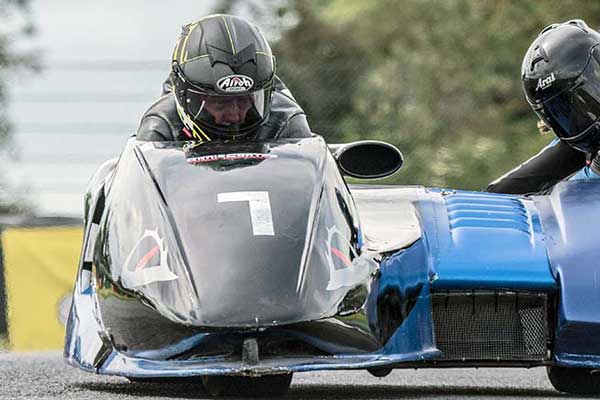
xmin=444 ymin=194 xmax=531 ymax=235
xmin=432 ymin=292 xmax=548 ymax=361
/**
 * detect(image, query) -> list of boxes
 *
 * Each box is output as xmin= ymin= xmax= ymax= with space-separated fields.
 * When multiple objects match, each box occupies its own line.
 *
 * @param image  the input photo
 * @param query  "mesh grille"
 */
xmin=432 ymin=292 xmax=548 ymax=361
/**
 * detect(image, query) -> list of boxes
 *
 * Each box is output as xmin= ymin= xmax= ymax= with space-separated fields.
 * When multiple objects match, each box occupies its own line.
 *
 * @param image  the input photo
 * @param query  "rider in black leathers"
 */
xmin=136 ymin=15 xmax=311 ymax=143
xmin=487 ymin=20 xmax=600 ymax=195
xmin=485 ymin=136 xmax=589 ymax=194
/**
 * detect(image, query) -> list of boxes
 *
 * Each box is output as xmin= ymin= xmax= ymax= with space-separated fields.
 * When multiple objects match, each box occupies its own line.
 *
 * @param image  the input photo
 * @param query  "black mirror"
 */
xmin=330 ymin=141 xmax=403 ymax=179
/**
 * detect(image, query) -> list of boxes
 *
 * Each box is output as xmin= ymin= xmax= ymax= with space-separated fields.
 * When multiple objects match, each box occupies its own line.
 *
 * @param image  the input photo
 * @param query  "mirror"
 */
xmin=330 ymin=141 xmax=403 ymax=179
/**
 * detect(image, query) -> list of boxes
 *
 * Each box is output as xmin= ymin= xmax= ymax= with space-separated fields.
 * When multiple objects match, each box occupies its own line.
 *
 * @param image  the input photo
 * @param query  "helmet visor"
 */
xmin=533 ymin=55 xmax=600 ymax=140
xmin=185 ymin=89 xmax=269 ymax=137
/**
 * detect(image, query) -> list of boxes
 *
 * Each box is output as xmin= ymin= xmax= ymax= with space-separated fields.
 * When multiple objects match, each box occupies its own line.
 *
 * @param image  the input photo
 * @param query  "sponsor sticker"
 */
xmin=217 ymin=74 xmax=254 ymax=93
xmin=187 ymin=153 xmax=277 ymax=164
xmin=121 ymin=229 xmax=178 ymax=289
xmin=536 ymin=73 xmax=556 ymax=91
xmin=325 ymin=225 xmax=370 ymax=291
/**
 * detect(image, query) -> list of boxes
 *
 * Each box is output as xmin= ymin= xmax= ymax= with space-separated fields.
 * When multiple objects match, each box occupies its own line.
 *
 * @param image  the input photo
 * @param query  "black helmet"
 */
xmin=522 ymin=20 xmax=600 ymax=153
xmin=171 ymin=15 xmax=276 ymax=141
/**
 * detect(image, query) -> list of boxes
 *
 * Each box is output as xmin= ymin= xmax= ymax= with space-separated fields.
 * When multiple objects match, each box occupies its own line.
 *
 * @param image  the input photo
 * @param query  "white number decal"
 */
xmin=217 ymin=191 xmax=275 ymax=236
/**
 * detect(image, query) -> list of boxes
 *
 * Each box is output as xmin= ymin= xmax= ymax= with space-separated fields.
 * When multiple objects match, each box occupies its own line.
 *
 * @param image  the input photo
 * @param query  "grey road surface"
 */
xmin=0 ymin=351 xmax=579 ymax=399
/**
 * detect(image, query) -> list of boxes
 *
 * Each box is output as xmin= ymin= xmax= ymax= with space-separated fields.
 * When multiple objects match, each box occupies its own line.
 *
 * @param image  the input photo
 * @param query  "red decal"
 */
xmin=187 ymin=153 xmax=276 ymax=164
xmin=136 ymin=245 xmax=160 ymax=270
xmin=331 ymin=247 xmax=352 ymax=268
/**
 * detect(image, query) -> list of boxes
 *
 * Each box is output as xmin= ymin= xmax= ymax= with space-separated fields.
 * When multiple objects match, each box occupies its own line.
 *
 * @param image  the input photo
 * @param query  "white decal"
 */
xmin=84 ymin=223 xmax=100 ymax=263
xmin=536 ymin=73 xmax=556 ymax=91
xmin=325 ymin=225 xmax=370 ymax=291
xmin=217 ymin=191 xmax=274 ymax=236
xmin=121 ymin=229 xmax=178 ymax=289
xmin=216 ymin=74 xmax=254 ymax=93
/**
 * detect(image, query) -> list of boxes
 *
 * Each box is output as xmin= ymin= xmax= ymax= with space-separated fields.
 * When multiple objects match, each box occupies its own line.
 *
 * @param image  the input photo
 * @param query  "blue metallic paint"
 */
xmin=381 ymin=282 xmax=440 ymax=360
xmin=418 ymin=189 xmax=556 ymax=291
xmin=369 ymin=238 xmax=433 ymax=355
xmin=534 ymin=180 xmax=600 ymax=363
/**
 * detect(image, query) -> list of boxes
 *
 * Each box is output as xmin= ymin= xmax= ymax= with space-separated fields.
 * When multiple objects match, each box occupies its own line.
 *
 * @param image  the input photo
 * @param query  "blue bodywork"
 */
xmin=65 ymin=157 xmax=600 ymax=377
xmin=534 ymin=181 xmax=600 ymax=367
xmin=416 ymin=189 xmax=554 ymax=291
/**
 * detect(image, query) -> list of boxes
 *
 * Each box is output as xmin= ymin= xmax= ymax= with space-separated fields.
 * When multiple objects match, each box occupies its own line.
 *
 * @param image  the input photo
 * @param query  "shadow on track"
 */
xmin=287 ymin=384 xmax=566 ymax=399
xmin=78 ymin=381 xmax=208 ymax=399
xmin=78 ymin=382 xmax=566 ymax=399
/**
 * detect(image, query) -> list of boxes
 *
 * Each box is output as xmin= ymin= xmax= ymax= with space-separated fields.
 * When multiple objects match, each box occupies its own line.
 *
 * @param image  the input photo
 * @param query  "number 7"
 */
xmin=217 ymin=191 xmax=275 ymax=236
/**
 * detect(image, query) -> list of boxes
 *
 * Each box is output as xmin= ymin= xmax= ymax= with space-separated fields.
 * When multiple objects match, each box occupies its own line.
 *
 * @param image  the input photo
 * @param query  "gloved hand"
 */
xmin=537 ymin=119 xmax=552 ymax=135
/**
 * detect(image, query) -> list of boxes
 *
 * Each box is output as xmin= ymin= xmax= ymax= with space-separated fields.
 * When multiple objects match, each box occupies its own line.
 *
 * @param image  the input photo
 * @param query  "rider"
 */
xmin=486 ymin=20 xmax=600 ymax=194
xmin=136 ymin=14 xmax=312 ymax=142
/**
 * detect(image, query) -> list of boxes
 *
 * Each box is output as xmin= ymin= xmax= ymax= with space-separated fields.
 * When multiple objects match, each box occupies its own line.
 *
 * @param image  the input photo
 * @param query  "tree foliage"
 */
xmin=1 ymin=0 xmax=33 ymax=142
xmin=216 ymin=0 xmax=600 ymax=189
xmin=0 ymin=0 xmax=34 ymax=213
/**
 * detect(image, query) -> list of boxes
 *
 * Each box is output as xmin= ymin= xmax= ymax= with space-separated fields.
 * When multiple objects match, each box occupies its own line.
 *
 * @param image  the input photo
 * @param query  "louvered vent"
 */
xmin=444 ymin=194 xmax=531 ymax=235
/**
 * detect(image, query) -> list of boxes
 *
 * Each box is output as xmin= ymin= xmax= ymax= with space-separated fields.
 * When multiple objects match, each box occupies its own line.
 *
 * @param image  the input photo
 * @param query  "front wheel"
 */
xmin=201 ymin=373 xmax=293 ymax=397
xmin=547 ymin=366 xmax=600 ymax=395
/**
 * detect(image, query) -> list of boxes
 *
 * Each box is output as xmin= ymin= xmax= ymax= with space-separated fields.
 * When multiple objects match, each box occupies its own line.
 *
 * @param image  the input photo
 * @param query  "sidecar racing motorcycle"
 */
xmin=65 ymin=136 xmax=600 ymax=396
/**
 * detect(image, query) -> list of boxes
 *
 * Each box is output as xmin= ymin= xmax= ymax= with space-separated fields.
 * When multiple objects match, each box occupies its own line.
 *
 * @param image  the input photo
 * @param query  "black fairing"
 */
xmin=93 ymin=137 xmax=375 ymax=336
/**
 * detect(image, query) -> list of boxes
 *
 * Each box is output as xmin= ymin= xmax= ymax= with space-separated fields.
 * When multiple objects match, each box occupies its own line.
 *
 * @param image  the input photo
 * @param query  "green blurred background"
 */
xmin=218 ymin=0 xmax=600 ymax=189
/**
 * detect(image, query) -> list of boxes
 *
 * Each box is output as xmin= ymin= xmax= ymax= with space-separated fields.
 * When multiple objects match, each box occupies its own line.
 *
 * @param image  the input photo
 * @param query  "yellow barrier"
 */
xmin=3 ymin=226 xmax=82 ymax=350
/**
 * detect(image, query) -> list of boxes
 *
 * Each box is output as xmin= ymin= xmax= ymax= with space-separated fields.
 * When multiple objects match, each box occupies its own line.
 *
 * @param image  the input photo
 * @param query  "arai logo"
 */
xmin=217 ymin=74 xmax=254 ymax=93
xmin=536 ymin=73 xmax=556 ymax=91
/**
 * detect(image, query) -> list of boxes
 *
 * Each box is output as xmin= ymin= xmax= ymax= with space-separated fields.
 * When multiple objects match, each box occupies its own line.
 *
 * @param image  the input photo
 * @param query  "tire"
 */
xmin=201 ymin=373 xmax=293 ymax=397
xmin=367 ymin=367 xmax=392 ymax=377
xmin=547 ymin=366 xmax=600 ymax=395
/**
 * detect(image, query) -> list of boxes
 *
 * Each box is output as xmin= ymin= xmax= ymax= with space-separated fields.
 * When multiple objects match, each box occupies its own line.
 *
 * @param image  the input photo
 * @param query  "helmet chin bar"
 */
xmin=563 ymin=121 xmax=600 ymax=154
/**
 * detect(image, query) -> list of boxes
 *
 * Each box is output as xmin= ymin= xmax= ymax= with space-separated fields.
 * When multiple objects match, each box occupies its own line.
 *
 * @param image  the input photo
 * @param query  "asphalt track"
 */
xmin=0 ymin=351 xmax=590 ymax=399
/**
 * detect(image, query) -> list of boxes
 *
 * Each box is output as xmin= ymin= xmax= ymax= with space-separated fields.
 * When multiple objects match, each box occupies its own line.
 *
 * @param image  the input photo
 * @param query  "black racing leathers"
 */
xmin=485 ymin=139 xmax=591 ymax=194
xmin=136 ymin=75 xmax=312 ymax=142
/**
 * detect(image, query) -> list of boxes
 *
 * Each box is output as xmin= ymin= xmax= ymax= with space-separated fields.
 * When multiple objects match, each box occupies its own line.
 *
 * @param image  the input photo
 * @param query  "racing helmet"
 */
xmin=171 ymin=15 xmax=276 ymax=141
xmin=522 ymin=20 xmax=600 ymax=153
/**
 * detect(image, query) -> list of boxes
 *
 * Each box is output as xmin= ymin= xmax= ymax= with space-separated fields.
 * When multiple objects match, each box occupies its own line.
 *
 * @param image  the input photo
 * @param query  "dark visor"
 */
xmin=533 ymin=54 xmax=600 ymax=140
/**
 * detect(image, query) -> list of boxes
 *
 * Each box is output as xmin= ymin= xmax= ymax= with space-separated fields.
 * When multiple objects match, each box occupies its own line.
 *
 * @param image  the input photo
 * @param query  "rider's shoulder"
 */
xmin=136 ymin=94 xmax=182 ymax=141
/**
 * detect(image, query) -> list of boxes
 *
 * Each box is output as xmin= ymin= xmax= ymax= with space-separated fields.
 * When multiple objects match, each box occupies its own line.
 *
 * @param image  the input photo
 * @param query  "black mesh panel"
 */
xmin=432 ymin=292 xmax=548 ymax=361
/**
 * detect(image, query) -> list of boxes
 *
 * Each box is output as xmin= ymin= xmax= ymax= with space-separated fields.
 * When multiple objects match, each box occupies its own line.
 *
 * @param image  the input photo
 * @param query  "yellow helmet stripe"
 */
xmin=188 ymin=14 xmax=221 ymax=26
xmin=175 ymin=95 xmax=211 ymax=142
xmin=191 ymin=121 xmax=211 ymax=141
xmin=172 ymin=38 xmax=182 ymax=62
xmin=180 ymin=22 xmax=199 ymax=63
xmin=183 ymin=54 xmax=209 ymax=64
xmin=220 ymin=15 xmax=236 ymax=54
